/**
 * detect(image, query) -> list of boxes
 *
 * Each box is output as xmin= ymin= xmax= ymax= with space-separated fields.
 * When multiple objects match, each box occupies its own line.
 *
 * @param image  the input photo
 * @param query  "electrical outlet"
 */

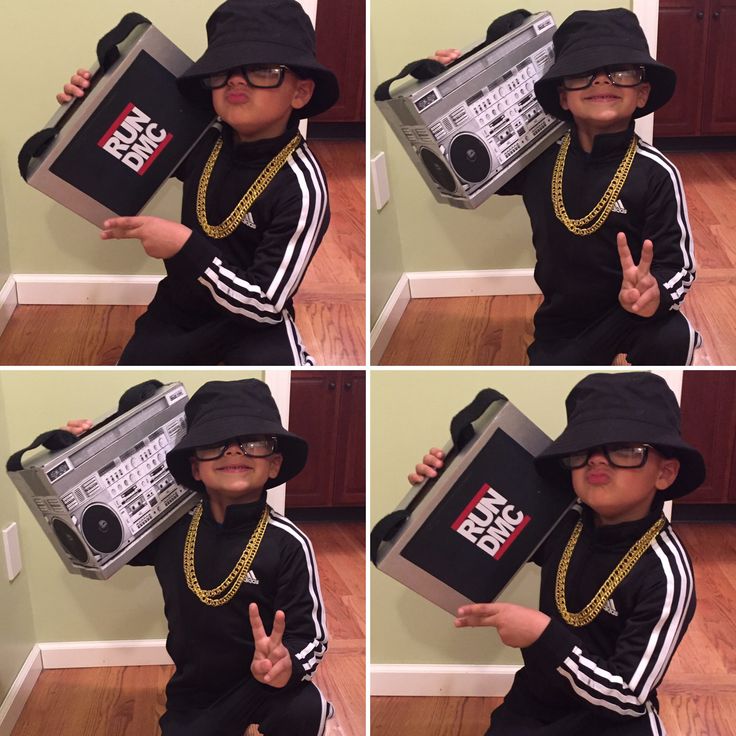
xmin=371 ymin=152 xmax=390 ymax=210
xmin=3 ymin=523 xmax=22 ymax=581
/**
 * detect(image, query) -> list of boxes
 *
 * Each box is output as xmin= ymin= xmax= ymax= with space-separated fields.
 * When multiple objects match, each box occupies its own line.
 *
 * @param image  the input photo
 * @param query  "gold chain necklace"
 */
xmin=555 ymin=514 xmax=666 ymax=627
xmin=196 ymin=134 xmax=302 ymax=239
xmin=183 ymin=503 xmax=270 ymax=607
xmin=551 ymin=132 xmax=638 ymax=236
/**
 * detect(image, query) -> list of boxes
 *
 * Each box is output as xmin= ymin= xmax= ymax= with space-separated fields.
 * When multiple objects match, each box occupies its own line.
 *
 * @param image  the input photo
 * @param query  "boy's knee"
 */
xmin=258 ymin=684 xmax=329 ymax=736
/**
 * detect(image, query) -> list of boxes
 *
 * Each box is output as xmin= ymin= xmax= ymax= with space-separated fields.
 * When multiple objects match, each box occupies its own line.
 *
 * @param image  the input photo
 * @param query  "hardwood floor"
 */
xmin=371 ymin=522 xmax=736 ymax=736
xmin=379 ymin=150 xmax=736 ymax=366
xmin=11 ymin=520 xmax=365 ymax=736
xmin=0 ymin=139 xmax=365 ymax=366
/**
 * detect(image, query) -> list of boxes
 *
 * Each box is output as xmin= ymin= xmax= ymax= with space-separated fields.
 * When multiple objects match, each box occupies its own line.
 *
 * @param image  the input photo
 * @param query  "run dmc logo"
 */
xmin=98 ymin=103 xmax=172 ymax=175
xmin=451 ymin=483 xmax=532 ymax=560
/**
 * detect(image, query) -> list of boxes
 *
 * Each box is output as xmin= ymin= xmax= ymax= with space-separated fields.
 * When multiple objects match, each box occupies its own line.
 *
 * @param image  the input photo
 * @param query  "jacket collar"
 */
xmin=570 ymin=121 xmax=637 ymax=161
xmin=580 ymin=502 xmax=666 ymax=549
xmin=221 ymin=124 xmax=301 ymax=165
xmin=200 ymin=491 xmax=269 ymax=530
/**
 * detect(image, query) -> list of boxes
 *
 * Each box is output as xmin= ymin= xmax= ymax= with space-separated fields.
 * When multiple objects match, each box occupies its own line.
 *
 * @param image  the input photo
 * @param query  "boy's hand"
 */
xmin=408 ymin=447 xmax=444 ymax=485
xmin=454 ymin=602 xmax=550 ymax=649
xmin=57 ymin=69 xmax=91 ymax=104
xmin=433 ymin=49 xmax=461 ymax=65
xmin=617 ymin=232 xmax=661 ymax=318
xmin=63 ymin=419 xmax=93 ymax=436
xmin=101 ymin=216 xmax=192 ymax=259
xmin=249 ymin=603 xmax=292 ymax=688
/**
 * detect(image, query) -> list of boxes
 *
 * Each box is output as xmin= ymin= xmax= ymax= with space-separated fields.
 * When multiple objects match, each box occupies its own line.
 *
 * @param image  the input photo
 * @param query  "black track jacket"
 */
xmin=500 ymin=125 xmax=696 ymax=340
xmin=159 ymin=125 xmax=329 ymax=328
xmin=501 ymin=504 xmax=695 ymax=734
xmin=131 ymin=494 xmax=328 ymax=711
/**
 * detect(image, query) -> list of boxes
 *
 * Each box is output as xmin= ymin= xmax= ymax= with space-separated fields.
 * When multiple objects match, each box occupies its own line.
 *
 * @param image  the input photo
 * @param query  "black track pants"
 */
xmin=528 ymin=307 xmax=697 ymax=366
xmin=159 ymin=680 xmax=331 ymax=736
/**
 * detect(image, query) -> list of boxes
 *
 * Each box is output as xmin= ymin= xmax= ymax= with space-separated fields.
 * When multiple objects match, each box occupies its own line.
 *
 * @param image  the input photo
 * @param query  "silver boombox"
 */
xmin=7 ymin=382 xmax=198 ymax=579
xmin=376 ymin=11 xmax=568 ymax=209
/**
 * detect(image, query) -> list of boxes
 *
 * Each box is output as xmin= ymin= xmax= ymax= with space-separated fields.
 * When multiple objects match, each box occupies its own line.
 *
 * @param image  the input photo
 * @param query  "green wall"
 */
xmin=369 ymin=0 xmax=633 ymax=326
xmin=0 ymin=164 xmax=10 ymax=286
xmin=0 ymin=1 xmax=221 ymax=276
xmin=0 ymin=370 xmax=260 ymax=648
xmin=371 ymin=369 xmax=601 ymax=666
xmin=0 ymin=377 xmax=36 ymax=705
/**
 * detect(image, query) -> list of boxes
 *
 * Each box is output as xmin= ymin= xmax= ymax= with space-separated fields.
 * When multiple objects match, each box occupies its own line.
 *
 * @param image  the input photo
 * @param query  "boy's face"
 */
xmin=190 ymin=436 xmax=283 ymax=503
xmin=211 ymin=68 xmax=315 ymax=142
xmin=558 ymin=69 xmax=651 ymax=133
xmin=570 ymin=446 xmax=679 ymax=525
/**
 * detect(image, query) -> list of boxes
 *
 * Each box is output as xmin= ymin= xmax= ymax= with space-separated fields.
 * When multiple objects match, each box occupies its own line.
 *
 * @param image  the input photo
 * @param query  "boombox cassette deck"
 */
xmin=7 ymin=382 xmax=199 ymax=579
xmin=375 ymin=11 xmax=568 ymax=209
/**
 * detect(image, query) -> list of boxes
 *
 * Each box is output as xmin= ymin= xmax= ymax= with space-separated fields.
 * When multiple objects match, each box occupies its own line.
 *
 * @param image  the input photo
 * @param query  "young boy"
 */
xmin=58 ymin=0 xmax=339 ymax=366
xmin=410 ymin=372 xmax=705 ymax=734
xmin=436 ymin=9 xmax=697 ymax=365
xmin=68 ymin=379 xmax=331 ymax=735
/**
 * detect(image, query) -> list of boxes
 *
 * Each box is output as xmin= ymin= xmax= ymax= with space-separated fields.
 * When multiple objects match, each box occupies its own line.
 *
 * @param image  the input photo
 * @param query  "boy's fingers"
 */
xmin=637 ymin=239 xmax=654 ymax=274
xmin=616 ymin=232 xmax=635 ymax=271
xmin=264 ymin=653 xmax=291 ymax=683
xmin=458 ymin=602 xmax=500 ymax=617
xmin=248 ymin=603 xmax=267 ymax=641
xmin=270 ymin=610 xmax=286 ymax=647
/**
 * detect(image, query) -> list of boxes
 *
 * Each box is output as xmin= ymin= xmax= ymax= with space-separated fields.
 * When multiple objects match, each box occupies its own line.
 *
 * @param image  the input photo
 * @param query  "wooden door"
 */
xmin=313 ymin=0 xmax=366 ymax=123
xmin=700 ymin=0 xmax=736 ymax=134
xmin=286 ymin=371 xmax=366 ymax=508
xmin=678 ymin=371 xmax=736 ymax=504
xmin=654 ymin=0 xmax=709 ymax=137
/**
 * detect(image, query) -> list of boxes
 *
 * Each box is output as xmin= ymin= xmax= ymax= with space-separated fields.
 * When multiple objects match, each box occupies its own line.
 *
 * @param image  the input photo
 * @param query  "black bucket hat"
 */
xmin=535 ymin=372 xmax=705 ymax=501
xmin=177 ymin=0 xmax=339 ymax=118
xmin=534 ymin=8 xmax=676 ymax=121
xmin=166 ymin=379 xmax=308 ymax=494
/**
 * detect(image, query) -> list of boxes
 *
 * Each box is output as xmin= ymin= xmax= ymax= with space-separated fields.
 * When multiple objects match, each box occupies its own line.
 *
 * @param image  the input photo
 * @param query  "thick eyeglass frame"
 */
xmin=560 ymin=65 xmax=646 ymax=91
xmin=201 ymin=64 xmax=290 ymax=90
xmin=559 ymin=443 xmax=655 ymax=470
xmin=193 ymin=436 xmax=279 ymax=461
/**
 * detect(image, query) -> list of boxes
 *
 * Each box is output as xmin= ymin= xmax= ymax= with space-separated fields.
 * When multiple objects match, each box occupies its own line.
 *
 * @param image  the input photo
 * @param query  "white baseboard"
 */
xmin=13 ymin=274 xmax=162 ymax=305
xmin=371 ymin=664 xmax=520 ymax=697
xmin=0 ymin=645 xmax=42 ymax=736
xmin=39 ymin=639 xmax=172 ymax=669
xmin=370 ymin=273 xmax=410 ymax=364
xmin=406 ymin=268 xmax=539 ymax=299
xmin=370 ymin=269 xmax=539 ymax=363
xmin=0 ymin=276 xmax=18 ymax=336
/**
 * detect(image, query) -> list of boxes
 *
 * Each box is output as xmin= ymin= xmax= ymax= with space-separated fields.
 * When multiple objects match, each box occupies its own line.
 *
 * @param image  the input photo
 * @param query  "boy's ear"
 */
xmin=558 ymin=87 xmax=570 ymax=112
xmin=636 ymin=82 xmax=651 ymax=111
xmin=655 ymin=457 xmax=680 ymax=492
xmin=190 ymin=457 xmax=201 ymax=482
xmin=291 ymin=78 xmax=315 ymax=111
xmin=268 ymin=453 xmax=284 ymax=479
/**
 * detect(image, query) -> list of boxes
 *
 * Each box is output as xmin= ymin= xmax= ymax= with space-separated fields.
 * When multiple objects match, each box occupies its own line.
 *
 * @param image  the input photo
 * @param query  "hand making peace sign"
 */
xmin=249 ymin=603 xmax=293 ymax=688
xmin=617 ymin=232 xmax=661 ymax=318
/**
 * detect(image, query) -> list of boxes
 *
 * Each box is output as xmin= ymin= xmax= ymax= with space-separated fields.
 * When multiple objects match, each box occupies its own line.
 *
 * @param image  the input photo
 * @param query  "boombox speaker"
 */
xmin=6 ymin=381 xmax=199 ymax=579
xmin=371 ymin=389 xmax=577 ymax=614
xmin=18 ymin=13 xmax=216 ymax=227
xmin=375 ymin=11 xmax=569 ymax=209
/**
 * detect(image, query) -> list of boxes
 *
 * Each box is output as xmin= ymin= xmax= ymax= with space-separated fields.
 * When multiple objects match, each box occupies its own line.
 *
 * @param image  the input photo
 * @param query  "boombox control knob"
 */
xmin=449 ymin=134 xmax=494 ymax=184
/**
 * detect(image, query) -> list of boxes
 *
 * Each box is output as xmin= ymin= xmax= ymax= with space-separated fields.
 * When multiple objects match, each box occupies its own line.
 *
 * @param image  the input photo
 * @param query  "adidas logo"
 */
xmin=612 ymin=199 xmax=628 ymax=215
xmin=602 ymin=598 xmax=619 ymax=617
xmin=242 ymin=212 xmax=256 ymax=229
xmin=244 ymin=570 xmax=260 ymax=585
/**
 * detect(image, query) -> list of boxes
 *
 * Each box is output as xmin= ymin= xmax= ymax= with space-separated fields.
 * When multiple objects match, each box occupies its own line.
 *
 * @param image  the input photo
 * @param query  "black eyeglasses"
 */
xmin=194 ymin=436 xmax=278 ymax=461
xmin=201 ymin=64 xmax=289 ymax=90
xmin=560 ymin=443 xmax=654 ymax=470
xmin=561 ymin=65 xmax=646 ymax=91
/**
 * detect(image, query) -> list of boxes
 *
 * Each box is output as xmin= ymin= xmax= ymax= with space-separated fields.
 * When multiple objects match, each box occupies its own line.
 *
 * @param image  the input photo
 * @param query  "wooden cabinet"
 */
xmin=677 ymin=371 xmax=736 ymax=504
xmin=655 ymin=0 xmax=736 ymax=137
xmin=286 ymin=371 xmax=365 ymax=508
xmin=313 ymin=0 xmax=365 ymax=123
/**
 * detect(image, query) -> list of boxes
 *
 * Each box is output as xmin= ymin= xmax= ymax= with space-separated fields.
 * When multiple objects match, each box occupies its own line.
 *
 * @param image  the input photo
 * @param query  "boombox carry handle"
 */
xmin=450 ymin=388 xmax=508 ymax=451
xmin=373 ymin=9 xmax=531 ymax=102
xmin=18 ymin=12 xmax=152 ymax=181
xmin=5 ymin=379 xmax=165 ymax=472
xmin=370 ymin=509 xmax=410 ymax=565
